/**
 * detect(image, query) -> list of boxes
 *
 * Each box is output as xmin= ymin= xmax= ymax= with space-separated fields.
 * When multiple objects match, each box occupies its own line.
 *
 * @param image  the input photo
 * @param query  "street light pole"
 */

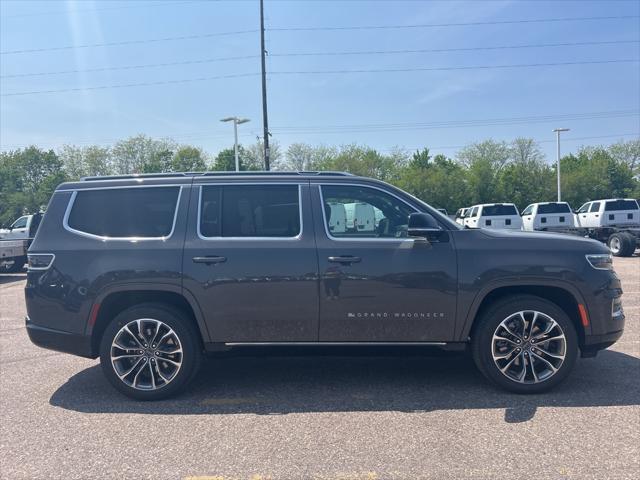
xmin=553 ymin=127 xmax=570 ymax=201
xmin=221 ymin=117 xmax=250 ymax=171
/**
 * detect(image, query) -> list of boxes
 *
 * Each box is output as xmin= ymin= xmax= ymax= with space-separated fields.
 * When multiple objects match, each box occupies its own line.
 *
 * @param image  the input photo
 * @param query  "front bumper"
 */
xmin=25 ymin=317 xmax=95 ymax=358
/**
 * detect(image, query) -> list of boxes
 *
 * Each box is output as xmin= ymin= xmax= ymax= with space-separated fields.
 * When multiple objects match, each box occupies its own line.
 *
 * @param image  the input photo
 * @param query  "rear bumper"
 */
xmin=25 ymin=317 xmax=95 ymax=358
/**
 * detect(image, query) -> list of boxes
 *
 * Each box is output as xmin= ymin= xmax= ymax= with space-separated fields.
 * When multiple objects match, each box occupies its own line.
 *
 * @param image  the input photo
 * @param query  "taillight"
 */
xmin=27 ymin=254 xmax=55 ymax=271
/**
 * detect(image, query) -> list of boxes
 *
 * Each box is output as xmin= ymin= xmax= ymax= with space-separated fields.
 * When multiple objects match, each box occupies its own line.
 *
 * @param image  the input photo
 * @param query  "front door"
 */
xmin=182 ymin=181 xmax=319 ymax=342
xmin=312 ymin=183 xmax=458 ymax=342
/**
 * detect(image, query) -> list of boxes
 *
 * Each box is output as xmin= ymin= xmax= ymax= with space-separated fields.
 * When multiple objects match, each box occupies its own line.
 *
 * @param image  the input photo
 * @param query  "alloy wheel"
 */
xmin=491 ymin=310 xmax=567 ymax=384
xmin=110 ymin=318 xmax=183 ymax=391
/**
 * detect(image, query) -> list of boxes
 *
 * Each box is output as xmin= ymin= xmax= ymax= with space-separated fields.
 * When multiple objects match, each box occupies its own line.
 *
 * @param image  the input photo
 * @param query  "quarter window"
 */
xmin=67 ymin=187 xmax=180 ymax=238
xmin=200 ymin=185 xmax=301 ymax=238
xmin=321 ymin=185 xmax=414 ymax=238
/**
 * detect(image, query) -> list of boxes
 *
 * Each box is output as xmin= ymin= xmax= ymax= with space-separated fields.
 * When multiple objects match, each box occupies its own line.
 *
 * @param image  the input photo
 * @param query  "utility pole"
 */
xmin=221 ymin=117 xmax=250 ymax=171
xmin=260 ymin=0 xmax=270 ymax=170
xmin=553 ymin=128 xmax=570 ymax=201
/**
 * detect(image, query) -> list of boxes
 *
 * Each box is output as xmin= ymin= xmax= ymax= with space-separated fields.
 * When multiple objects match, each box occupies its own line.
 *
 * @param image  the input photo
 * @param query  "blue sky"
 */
xmin=1 ymin=0 xmax=639 ymax=161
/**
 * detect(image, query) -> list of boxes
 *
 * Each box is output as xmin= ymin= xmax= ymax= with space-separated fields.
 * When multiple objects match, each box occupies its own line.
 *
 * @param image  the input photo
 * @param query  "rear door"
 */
xmin=182 ymin=180 xmax=319 ymax=342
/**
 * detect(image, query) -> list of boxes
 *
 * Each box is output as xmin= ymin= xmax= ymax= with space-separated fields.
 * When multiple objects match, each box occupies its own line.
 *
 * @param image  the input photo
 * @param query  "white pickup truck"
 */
xmin=575 ymin=198 xmax=639 ymax=228
xmin=521 ymin=202 xmax=577 ymax=231
xmin=464 ymin=203 xmax=523 ymax=230
xmin=0 ymin=213 xmax=43 ymax=272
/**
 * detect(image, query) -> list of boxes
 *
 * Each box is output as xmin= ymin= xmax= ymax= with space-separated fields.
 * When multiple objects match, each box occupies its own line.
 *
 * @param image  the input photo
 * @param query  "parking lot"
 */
xmin=0 ymin=257 xmax=638 ymax=480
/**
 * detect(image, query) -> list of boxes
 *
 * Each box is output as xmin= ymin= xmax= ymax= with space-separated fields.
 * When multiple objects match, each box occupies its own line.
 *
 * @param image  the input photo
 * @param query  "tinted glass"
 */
xmin=322 ymin=185 xmax=414 ymax=238
xmin=577 ymin=203 xmax=590 ymax=213
xmin=470 ymin=207 xmax=478 ymax=217
xmin=538 ymin=203 xmax=571 ymax=214
xmin=200 ymin=185 xmax=300 ymax=238
xmin=11 ymin=216 xmax=28 ymax=229
xmin=605 ymin=200 xmax=639 ymax=211
xmin=521 ymin=205 xmax=533 ymax=215
xmin=482 ymin=205 xmax=518 ymax=216
xmin=590 ymin=202 xmax=601 ymax=212
xmin=68 ymin=187 xmax=180 ymax=237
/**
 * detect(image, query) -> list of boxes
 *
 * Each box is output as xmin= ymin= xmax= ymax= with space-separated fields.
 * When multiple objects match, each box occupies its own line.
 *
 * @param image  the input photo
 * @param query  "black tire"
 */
xmin=608 ymin=232 xmax=634 ymax=257
xmin=619 ymin=232 xmax=636 ymax=257
xmin=99 ymin=303 xmax=202 ymax=400
xmin=471 ymin=295 xmax=578 ymax=394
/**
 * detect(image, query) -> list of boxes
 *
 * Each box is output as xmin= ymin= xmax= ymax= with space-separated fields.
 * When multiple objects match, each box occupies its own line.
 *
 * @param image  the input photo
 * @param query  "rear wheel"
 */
xmin=472 ymin=295 xmax=578 ymax=393
xmin=99 ymin=303 xmax=202 ymax=400
xmin=608 ymin=232 xmax=635 ymax=257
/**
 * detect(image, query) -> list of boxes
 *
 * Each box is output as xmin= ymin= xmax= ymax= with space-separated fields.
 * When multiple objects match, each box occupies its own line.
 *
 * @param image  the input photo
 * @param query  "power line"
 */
xmin=1 ymin=111 xmax=636 ymax=150
xmin=269 ymin=15 xmax=640 ymax=31
xmin=0 ymin=29 xmax=259 ymax=55
xmin=0 ymin=55 xmax=260 ymax=79
xmin=271 ymin=40 xmax=640 ymax=57
xmin=269 ymin=59 xmax=639 ymax=75
xmin=4 ymin=40 xmax=637 ymax=79
xmin=3 ymin=15 xmax=637 ymax=56
xmin=3 ymin=59 xmax=637 ymax=97
xmin=271 ymin=110 xmax=640 ymax=134
xmin=1 ymin=73 xmax=260 ymax=97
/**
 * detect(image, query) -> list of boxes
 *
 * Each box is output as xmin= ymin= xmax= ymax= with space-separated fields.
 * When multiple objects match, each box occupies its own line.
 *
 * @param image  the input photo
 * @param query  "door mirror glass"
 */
xmin=408 ymin=212 xmax=442 ymax=237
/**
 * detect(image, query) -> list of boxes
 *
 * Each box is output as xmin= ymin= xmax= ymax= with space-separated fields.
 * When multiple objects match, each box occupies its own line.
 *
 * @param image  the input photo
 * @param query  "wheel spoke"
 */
xmin=117 ymin=357 xmax=145 ymax=380
xmin=122 ymin=325 xmax=144 ymax=349
xmin=148 ymin=361 xmax=156 ymax=389
xmin=149 ymin=319 xmax=162 ymax=347
xmin=531 ymin=351 xmax=558 ymax=373
xmin=112 ymin=353 xmax=143 ymax=361
xmin=493 ymin=334 xmax=520 ymax=346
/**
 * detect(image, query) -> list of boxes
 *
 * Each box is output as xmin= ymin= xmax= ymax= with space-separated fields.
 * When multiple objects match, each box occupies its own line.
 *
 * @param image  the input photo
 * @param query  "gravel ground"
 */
xmin=1 ymin=257 xmax=638 ymax=480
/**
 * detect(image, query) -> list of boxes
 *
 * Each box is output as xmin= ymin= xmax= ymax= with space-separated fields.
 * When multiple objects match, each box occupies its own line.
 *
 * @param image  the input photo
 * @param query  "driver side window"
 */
xmin=321 ymin=185 xmax=415 ymax=239
xmin=11 ymin=216 xmax=28 ymax=229
xmin=577 ymin=203 xmax=591 ymax=214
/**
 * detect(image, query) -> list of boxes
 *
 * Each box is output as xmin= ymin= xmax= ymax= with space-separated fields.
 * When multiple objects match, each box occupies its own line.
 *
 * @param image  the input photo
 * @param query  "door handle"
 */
xmin=328 ymin=256 xmax=361 ymax=265
xmin=192 ymin=256 xmax=227 ymax=265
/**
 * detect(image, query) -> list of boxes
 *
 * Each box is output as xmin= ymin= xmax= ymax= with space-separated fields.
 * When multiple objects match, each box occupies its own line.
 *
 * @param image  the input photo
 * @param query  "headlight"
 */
xmin=586 ymin=253 xmax=613 ymax=270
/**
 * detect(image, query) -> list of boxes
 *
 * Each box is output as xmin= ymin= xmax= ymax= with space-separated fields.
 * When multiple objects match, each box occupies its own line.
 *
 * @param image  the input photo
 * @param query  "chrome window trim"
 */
xmin=62 ymin=185 xmax=183 ymax=242
xmin=27 ymin=253 xmax=56 ymax=271
xmin=197 ymin=183 xmax=304 ymax=241
xmin=318 ymin=183 xmax=418 ymax=243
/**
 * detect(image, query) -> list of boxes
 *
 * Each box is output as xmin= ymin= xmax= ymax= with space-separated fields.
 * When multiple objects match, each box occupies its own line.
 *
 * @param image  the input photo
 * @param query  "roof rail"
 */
xmin=80 ymin=173 xmax=190 ymax=181
xmin=200 ymin=171 xmax=354 ymax=177
xmin=80 ymin=171 xmax=355 ymax=181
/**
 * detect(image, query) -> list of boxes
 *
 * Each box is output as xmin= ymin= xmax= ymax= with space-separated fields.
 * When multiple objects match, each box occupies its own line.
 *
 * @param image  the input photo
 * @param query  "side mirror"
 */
xmin=408 ymin=212 xmax=442 ymax=238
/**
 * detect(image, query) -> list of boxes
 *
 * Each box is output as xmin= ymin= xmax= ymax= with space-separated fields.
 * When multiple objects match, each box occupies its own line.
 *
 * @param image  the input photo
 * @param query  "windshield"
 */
xmin=537 ymin=203 xmax=571 ymax=214
xmin=482 ymin=205 xmax=518 ymax=216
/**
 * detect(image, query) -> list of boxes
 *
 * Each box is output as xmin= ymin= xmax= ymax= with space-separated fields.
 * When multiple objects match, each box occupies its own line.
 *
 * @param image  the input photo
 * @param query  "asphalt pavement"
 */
xmin=1 ymin=257 xmax=638 ymax=480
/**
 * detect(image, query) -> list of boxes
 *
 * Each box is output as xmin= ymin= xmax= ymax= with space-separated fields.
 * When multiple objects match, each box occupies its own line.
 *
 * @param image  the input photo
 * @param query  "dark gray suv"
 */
xmin=25 ymin=172 xmax=625 ymax=399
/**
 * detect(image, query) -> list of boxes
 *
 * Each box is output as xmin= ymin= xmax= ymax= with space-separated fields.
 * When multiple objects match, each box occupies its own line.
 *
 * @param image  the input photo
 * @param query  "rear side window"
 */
xmin=67 ymin=187 xmax=180 ymax=238
xmin=482 ymin=205 xmax=518 ymax=216
xmin=605 ymin=200 xmax=639 ymax=211
xmin=589 ymin=202 xmax=601 ymax=213
xmin=200 ymin=184 xmax=300 ymax=238
xmin=538 ymin=203 xmax=571 ymax=214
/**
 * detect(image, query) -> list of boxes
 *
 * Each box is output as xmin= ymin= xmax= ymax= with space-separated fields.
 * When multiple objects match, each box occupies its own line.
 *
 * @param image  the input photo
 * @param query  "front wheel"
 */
xmin=99 ymin=304 xmax=202 ymax=400
xmin=472 ymin=295 xmax=578 ymax=394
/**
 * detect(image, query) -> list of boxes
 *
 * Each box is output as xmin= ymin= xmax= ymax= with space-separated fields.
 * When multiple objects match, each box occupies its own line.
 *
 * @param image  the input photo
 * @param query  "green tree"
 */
xmin=560 ymin=146 xmax=637 ymax=207
xmin=458 ymin=140 xmax=510 ymax=204
xmin=277 ymin=143 xmax=337 ymax=171
xmin=0 ymin=147 xmax=67 ymax=226
xmin=171 ymin=146 xmax=206 ymax=172
xmin=59 ymin=145 xmax=112 ymax=179
xmin=111 ymin=135 xmax=176 ymax=174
